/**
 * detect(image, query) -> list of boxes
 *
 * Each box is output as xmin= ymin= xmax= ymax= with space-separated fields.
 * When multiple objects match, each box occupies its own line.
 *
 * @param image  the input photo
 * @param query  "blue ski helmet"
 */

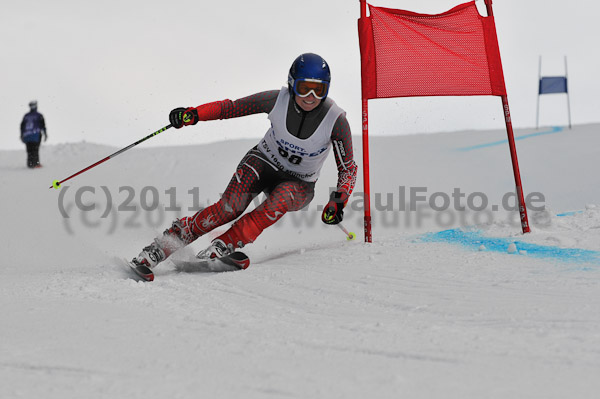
xmin=288 ymin=53 xmax=331 ymax=100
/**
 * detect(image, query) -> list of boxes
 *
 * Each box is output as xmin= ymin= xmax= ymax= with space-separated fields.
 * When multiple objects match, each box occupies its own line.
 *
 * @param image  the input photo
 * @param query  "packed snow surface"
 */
xmin=1 ymin=124 xmax=599 ymax=398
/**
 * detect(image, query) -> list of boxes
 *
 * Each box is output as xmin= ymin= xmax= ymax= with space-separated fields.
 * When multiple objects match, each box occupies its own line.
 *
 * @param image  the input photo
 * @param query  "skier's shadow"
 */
xmin=254 ymin=240 xmax=348 ymax=264
xmin=255 ymin=249 xmax=302 ymax=263
xmin=167 ymin=245 xmax=239 ymax=274
xmin=171 ymin=259 xmax=238 ymax=274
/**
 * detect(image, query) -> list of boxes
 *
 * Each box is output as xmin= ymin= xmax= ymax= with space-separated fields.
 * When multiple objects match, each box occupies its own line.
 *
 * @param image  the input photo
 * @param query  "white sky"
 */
xmin=2 ymin=0 xmax=598 ymax=150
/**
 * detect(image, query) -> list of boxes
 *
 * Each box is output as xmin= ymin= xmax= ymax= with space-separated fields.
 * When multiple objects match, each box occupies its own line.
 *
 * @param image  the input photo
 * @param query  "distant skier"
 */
xmin=130 ymin=53 xmax=357 ymax=270
xmin=20 ymin=100 xmax=47 ymax=168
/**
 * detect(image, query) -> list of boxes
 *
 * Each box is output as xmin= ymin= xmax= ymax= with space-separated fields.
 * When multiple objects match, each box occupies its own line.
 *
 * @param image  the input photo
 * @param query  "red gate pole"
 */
xmin=360 ymin=0 xmax=373 ymax=242
xmin=484 ymin=0 xmax=530 ymax=233
xmin=362 ymin=98 xmax=372 ymax=242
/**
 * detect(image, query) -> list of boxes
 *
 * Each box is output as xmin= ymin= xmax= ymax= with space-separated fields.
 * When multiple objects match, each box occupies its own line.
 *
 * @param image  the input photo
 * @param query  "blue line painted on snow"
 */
xmin=456 ymin=126 xmax=563 ymax=152
xmin=556 ymin=210 xmax=584 ymax=217
xmin=419 ymin=228 xmax=600 ymax=266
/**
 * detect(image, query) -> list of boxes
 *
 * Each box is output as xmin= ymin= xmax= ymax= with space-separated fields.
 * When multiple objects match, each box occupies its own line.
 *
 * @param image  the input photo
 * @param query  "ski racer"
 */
xmin=130 ymin=53 xmax=357 ymax=270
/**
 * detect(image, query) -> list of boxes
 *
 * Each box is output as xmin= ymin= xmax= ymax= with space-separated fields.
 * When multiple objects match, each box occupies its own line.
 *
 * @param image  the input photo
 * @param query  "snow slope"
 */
xmin=1 ymin=123 xmax=599 ymax=399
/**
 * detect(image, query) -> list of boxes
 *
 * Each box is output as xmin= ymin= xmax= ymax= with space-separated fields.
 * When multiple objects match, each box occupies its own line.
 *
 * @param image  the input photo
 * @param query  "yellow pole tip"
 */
xmin=52 ymin=180 xmax=61 ymax=189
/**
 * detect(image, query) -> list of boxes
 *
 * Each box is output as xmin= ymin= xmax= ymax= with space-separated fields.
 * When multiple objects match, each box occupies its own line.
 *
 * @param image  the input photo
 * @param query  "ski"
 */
xmin=174 ymin=251 xmax=250 ymax=273
xmin=212 ymin=251 xmax=250 ymax=270
xmin=126 ymin=252 xmax=249 ymax=281
xmin=128 ymin=261 xmax=155 ymax=282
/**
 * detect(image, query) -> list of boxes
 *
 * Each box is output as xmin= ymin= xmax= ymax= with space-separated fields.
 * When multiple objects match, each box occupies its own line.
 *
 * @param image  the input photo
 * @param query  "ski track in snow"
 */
xmin=2 ymin=125 xmax=600 ymax=398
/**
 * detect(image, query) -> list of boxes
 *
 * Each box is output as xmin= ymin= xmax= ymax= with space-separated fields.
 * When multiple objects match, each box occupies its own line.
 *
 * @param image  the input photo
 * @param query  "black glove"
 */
xmin=169 ymin=107 xmax=199 ymax=129
xmin=321 ymin=191 xmax=348 ymax=225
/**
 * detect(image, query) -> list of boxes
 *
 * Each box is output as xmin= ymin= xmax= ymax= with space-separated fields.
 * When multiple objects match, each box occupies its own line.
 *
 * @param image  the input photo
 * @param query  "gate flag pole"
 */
xmin=537 ymin=55 xmax=571 ymax=130
xmin=536 ymin=56 xmax=542 ymax=129
xmin=484 ymin=0 xmax=531 ymax=233
xmin=565 ymin=56 xmax=572 ymax=129
xmin=359 ymin=0 xmax=373 ymax=243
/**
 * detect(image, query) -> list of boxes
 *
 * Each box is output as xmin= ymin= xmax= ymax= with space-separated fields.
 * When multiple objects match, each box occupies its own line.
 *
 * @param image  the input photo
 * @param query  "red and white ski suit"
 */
xmin=179 ymin=88 xmax=357 ymax=249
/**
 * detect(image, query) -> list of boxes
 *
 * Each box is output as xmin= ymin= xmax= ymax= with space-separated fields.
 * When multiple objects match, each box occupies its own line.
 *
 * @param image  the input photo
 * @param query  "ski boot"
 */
xmin=195 ymin=223 xmax=249 ymax=260
xmin=196 ymin=239 xmax=235 ymax=261
xmin=195 ymin=238 xmax=250 ymax=270
xmin=130 ymin=241 xmax=165 ymax=268
xmin=132 ymin=217 xmax=198 ymax=269
xmin=196 ymin=217 xmax=255 ymax=261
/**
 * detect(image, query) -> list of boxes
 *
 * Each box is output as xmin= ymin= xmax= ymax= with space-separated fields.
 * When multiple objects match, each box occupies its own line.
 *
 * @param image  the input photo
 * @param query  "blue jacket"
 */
xmin=21 ymin=110 xmax=46 ymax=143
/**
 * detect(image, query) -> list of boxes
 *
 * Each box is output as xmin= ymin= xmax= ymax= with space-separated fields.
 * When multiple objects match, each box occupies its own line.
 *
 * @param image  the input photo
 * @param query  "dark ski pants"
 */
xmin=25 ymin=141 xmax=41 ymax=168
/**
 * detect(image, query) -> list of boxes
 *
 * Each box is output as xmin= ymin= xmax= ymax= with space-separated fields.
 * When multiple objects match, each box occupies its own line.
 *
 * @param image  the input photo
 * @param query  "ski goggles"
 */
xmin=292 ymin=78 xmax=329 ymax=99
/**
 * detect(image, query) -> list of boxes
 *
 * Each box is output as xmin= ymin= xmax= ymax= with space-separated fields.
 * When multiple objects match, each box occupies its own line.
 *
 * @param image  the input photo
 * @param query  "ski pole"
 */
xmin=49 ymin=124 xmax=172 ymax=189
xmin=336 ymin=222 xmax=356 ymax=241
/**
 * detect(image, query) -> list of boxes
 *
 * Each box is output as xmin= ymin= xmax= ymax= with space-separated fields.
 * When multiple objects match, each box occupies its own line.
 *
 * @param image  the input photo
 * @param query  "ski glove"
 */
xmin=169 ymin=107 xmax=199 ymax=129
xmin=321 ymin=191 xmax=348 ymax=225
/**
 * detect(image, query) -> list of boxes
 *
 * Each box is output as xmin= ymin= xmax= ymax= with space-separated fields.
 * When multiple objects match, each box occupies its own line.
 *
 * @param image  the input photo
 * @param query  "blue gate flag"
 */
xmin=539 ymin=76 xmax=568 ymax=94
